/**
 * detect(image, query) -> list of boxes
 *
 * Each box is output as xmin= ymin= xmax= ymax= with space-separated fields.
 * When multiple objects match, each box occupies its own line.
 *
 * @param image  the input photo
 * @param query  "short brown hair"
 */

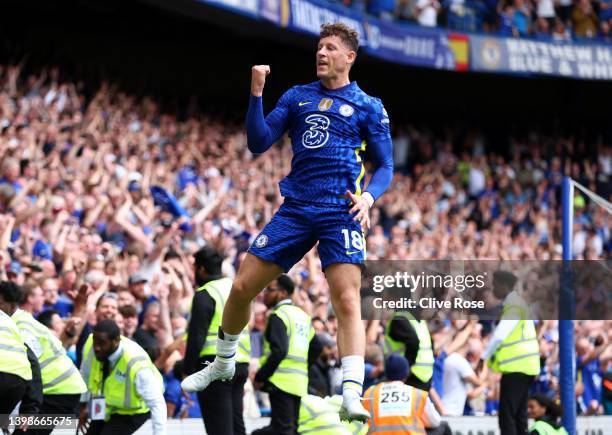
xmin=320 ymin=23 xmax=359 ymax=53
xmin=119 ymin=305 xmax=138 ymax=318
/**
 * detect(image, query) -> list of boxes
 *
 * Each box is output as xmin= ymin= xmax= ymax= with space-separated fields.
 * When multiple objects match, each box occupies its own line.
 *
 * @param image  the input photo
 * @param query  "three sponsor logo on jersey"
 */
xmin=300 ymin=98 xmax=355 ymax=148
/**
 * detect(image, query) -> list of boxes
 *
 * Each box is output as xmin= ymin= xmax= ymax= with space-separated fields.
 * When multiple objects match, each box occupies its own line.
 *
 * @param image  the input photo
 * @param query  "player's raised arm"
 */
xmin=250 ymin=64 xmax=269 ymax=97
xmin=246 ymin=65 xmax=293 ymax=154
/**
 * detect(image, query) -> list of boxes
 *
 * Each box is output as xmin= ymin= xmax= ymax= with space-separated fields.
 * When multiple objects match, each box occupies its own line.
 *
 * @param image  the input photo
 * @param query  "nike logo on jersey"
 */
xmin=299 ymin=101 xmax=311 ymax=106
xmin=346 ymin=250 xmax=360 ymax=255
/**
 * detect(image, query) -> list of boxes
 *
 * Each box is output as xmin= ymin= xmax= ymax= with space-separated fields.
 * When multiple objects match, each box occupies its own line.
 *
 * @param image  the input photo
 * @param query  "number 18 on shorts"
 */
xmin=248 ymin=200 xmax=365 ymax=272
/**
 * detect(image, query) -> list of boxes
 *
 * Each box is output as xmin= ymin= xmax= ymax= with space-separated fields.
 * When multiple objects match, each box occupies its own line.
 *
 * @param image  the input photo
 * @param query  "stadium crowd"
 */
xmin=337 ymin=0 xmax=612 ymax=42
xmin=0 ymin=60 xmax=610 ymax=425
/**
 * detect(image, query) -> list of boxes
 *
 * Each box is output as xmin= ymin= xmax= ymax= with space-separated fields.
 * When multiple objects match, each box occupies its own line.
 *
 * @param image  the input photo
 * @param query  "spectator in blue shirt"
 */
xmin=42 ymin=277 xmax=73 ymax=317
xmin=499 ymin=5 xmax=518 ymax=38
xmin=576 ymin=334 xmax=607 ymax=415
xmin=368 ymin=0 xmax=396 ymax=20
xmin=512 ymin=0 xmax=532 ymax=36
xmin=165 ymin=360 xmax=202 ymax=418
xmin=0 ymin=158 xmax=22 ymax=193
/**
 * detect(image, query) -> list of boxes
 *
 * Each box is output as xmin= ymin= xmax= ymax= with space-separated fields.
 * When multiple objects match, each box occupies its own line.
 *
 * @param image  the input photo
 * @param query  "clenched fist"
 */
xmin=251 ymin=65 xmax=270 ymax=97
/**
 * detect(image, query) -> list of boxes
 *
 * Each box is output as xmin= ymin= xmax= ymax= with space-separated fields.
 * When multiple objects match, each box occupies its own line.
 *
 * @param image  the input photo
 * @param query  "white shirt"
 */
xmin=441 ymin=353 xmax=475 ymax=416
xmin=80 ymin=341 xmax=167 ymax=435
xmin=468 ymin=167 xmax=486 ymax=196
xmin=537 ymin=0 xmax=555 ymax=17
xmin=416 ymin=0 xmax=439 ymax=27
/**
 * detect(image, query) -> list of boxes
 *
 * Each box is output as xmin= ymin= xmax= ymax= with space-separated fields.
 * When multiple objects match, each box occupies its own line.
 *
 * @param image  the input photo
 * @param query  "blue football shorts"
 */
xmin=248 ymin=198 xmax=366 ymax=272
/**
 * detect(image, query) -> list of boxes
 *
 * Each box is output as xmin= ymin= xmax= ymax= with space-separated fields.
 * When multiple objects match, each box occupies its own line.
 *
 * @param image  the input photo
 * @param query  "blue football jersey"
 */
xmin=273 ymin=81 xmax=391 ymax=205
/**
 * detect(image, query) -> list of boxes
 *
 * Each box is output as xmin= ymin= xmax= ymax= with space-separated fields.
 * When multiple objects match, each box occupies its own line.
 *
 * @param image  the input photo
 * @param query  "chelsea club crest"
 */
xmin=339 ymin=104 xmax=354 ymax=117
xmin=255 ymin=234 xmax=268 ymax=248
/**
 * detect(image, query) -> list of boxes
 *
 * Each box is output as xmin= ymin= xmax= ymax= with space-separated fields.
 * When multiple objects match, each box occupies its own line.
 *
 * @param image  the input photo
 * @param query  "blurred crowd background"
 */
xmin=341 ymin=0 xmax=612 ymax=42
xmin=0 ymin=58 xmax=610 ymax=422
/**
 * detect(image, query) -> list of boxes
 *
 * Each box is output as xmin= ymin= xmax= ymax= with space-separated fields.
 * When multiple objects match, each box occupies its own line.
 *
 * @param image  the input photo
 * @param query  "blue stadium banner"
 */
xmin=283 ymin=0 xmax=457 ymax=70
xmin=286 ymin=0 xmax=367 ymax=46
xmin=362 ymin=21 xmax=456 ymax=70
xmin=471 ymin=35 xmax=612 ymax=80
xmin=197 ymin=0 xmax=459 ymax=69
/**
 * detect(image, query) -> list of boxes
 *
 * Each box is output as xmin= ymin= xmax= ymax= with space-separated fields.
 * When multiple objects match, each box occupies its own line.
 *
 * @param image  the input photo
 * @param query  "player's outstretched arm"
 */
xmin=246 ymin=65 xmax=292 ymax=155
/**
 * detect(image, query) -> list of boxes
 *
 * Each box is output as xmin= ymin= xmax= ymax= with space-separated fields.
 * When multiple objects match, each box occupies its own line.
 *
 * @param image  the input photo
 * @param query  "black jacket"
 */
xmin=184 ymin=275 xmax=222 ymax=375
xmin=20 ymin=343 xmax=43 ymax=414
xmin=388 ymin=316 xmax=419 ymax=366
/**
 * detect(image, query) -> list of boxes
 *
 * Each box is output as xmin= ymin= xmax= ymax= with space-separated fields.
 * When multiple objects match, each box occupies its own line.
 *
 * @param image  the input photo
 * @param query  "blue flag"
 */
xmin=150 ymin=186 xmax=192 ymax=232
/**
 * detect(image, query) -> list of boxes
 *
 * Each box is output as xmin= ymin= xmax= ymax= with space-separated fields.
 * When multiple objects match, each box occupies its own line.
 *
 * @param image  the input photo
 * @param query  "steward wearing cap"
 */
xmin=383 ymin=309 xmax=434 ymax=391
xmin=364 ymin=355 xmax=445 ymax=435
xmin=184 ymin=246 xmax=251 ymax=435
xmin=252 ymin=274 xmax=318 ymax=435
xmin=0 ymin=281 xmax=87 ymax=435
xmin=78 ymin=320 xmax=166 ymax=435
xmin=483 ymin=271 xmax=540 ymax=435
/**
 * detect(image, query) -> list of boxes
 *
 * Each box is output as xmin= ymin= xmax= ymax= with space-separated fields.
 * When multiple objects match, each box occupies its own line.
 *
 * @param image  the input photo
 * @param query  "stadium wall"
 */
xmin=42 ymin=416 xmax=612 ymax=435
xmin=139 ymin=416 xmax=612 ymax=435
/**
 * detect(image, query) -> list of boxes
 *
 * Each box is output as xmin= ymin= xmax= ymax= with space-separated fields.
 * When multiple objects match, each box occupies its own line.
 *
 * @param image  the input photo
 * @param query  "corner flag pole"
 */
xmin=560 ymin=176 xmax=576 ymax=435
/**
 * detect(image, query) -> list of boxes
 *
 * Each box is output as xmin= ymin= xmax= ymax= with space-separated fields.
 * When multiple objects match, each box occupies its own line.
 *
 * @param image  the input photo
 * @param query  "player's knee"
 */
xmin=230 ymin=278 xmax=257 ymax=303
xmin=333 ymin=289 xmax=360 ymax=318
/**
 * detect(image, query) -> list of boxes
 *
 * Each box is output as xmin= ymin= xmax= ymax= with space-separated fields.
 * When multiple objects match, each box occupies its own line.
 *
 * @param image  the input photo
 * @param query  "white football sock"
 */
xmin=215 ymin=328 xmax=240 ymax=371
xmin=341 ymin=355 xmax=365 ymax=400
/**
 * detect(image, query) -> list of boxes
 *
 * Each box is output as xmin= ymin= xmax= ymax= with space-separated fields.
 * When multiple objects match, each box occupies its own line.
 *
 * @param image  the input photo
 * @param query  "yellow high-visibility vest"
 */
xmin=260 ymin=302 xmax=314 ymax=397
xmin=384 ymin=311 xmax=434 ymax=383
xmin=13 ymin=309 xmax=86 ymax=395
xmin=0 ymin=311 xmax=32 ymax=381
xmin=195 ymin=277 xmax=251 ymax=363
xmin=489 ymin=302 xmax=540 ymax=376
xmin=530 ymin=420 xmax=569 ymax=435
xmin=299 ymin=394 xmax=352 ymax=435
xmin=83 ymin=335 xmax=163 ymax=418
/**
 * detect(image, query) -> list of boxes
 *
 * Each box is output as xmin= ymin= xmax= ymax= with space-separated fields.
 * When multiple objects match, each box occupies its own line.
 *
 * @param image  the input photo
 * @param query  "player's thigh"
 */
xmin=325 ymin=262 xmax=362 ymax=307
xmin=233 ymin=253 xmax=284 ymax=299
xmin=248 ymin=202 xmax=316 ymax=272
xmin=316 ymin=207 xmax=365 ymax=272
